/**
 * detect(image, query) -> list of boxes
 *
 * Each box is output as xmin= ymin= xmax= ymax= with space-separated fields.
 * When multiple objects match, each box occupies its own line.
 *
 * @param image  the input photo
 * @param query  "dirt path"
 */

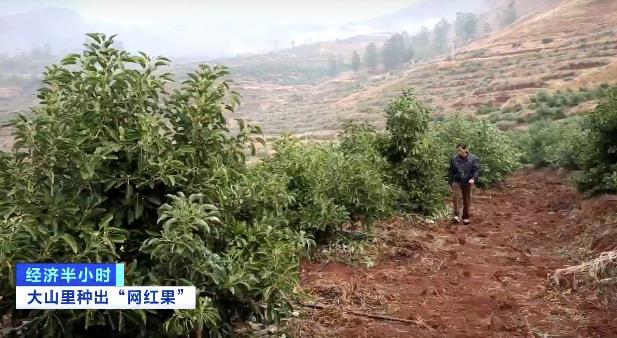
xmin=297 ymin=168 xmax=617 ymax=337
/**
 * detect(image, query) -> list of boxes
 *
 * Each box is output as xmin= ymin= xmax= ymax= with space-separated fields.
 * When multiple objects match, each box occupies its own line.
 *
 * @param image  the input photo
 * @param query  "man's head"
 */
xmin=456 ymin=143 xmax=469 ymax=158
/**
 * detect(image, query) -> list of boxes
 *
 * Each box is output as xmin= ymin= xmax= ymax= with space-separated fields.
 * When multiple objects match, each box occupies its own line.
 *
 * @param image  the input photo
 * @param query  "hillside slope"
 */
xmin=235 ymin=0 xmax=617 ymax=137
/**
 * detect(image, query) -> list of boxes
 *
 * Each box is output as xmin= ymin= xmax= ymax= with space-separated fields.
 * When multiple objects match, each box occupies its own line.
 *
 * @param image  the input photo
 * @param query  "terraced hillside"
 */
xmin=235 ymin=0 xmax=617 ymax=137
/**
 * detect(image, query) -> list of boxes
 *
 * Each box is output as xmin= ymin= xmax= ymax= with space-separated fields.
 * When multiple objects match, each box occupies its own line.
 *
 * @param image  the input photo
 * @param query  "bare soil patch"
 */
xmin=296 ymin=168 xmax=617 ymax=337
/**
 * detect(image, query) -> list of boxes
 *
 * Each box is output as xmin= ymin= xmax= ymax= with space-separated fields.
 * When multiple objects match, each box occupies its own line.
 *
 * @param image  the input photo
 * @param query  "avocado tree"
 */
xmin=0 ymin=33 xmax=311 ymax=337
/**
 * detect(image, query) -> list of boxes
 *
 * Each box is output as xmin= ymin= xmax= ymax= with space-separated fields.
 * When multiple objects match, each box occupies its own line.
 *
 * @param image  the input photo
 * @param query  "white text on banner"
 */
xmin=16 ymin=286 xmax=195 ymax=309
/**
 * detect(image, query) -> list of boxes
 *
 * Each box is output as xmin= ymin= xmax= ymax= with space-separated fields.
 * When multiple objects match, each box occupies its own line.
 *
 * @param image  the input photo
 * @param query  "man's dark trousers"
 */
xmin=452 ymin=182 xmax=472 ymax=219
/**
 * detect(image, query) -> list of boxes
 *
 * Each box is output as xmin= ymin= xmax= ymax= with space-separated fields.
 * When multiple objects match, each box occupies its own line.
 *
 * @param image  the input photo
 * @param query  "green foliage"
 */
xmin=327 ymin=54 xmax=338 ymax=76
xmin=510 ymin=86 xmax=617 ymax=194
xmin=477 ymin=105 xmax=498 ymax=115
xmin=514 ymin=119 xmax=585 ymax=168
xmin=502 ymin=104 xmax=523 ymax=114
xmin=531 ymin=103 xmax=566 ymax=121
xmin=384 ymin=89 xmax=430 ymax=148
xmin=351 ymin=51 xmax=361 ymax=72
xmin=336 ymin=54 xmax=347 ymax=72
xmin=433 ymin=116 xmax=521 ymax=186
xmin=410 ymin=27 xmax=431 ymax=60
xmin=262 ymin=135 xmax=398 ymax=240
xmin=382 ymin=33 xmax=413 ymax=70
xmin=338 ymin=122 xmax=388 ymax=162
xmin=455 ymin=12 xmax=478 ymax=42
xmin=231 ymin=63 xmax=330 ymax=85
xmin=500 ymin=1 xmax=518 ymax=28
xmin=364 ymin=43 xmax=379 ymax=70
xmin=0 ymin=33 xmax=310 ymax=337
xmin=542 ymin=37 xmax=554 ymax=44
xmin=576 ymin=86 xmax=617 ymax=194
xmin=382 ymin=89 xmax=449 ymax=213
xmin=433 ymin=18 xmax=451 ymax=54
xmin=0 ymin=33 xmax=532 ymax=337
xmin=528 ymin=86 xmax=609 ymax=122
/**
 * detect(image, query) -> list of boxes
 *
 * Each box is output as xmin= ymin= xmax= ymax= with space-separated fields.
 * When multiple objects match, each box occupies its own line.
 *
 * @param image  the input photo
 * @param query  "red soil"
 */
xmin=297 ymin=168 xmax=617 ymax=337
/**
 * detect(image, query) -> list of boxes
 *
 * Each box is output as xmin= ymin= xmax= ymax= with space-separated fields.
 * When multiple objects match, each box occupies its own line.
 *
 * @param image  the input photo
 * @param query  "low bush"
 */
xmin=501 ymin=104 xmax=523 ymax=114
xmin=575 ymin=86 xmax=617 ymax=194
xmin=433 ymin=115 xmax=521 ymax=186
xmin=565 ymin=92 xmax=584 ymax=107
xmin=515 ymin=118 xmax=585 ymax=168
xmin=261 ymin=135 xmax=399 ymax=240
xmin=531 ymin=102 xmax=566 ymax=121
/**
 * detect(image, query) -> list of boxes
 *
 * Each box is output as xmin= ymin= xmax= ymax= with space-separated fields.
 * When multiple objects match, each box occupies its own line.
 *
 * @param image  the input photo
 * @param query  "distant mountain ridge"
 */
xmin=0 ymin=2 xmax=491 ymax=58
xmin=361 ymin=0 xmax=488 ymax=32
xmin=0 ymin=8 xmax=90 ymax=55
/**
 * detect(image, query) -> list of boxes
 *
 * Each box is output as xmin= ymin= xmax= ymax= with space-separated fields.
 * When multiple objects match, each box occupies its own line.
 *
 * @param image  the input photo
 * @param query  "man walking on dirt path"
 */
xmin=449 ymin=143 xmax=480 ymax=225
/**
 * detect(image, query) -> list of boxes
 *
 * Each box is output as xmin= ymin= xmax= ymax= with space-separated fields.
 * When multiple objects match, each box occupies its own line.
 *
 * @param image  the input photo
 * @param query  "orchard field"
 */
xmin=1 ymin=34 xmax=617 ymax=337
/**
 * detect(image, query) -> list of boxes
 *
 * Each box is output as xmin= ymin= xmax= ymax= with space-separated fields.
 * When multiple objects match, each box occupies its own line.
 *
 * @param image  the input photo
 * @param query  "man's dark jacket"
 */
xmin=448 ymin=154 xmax=481 ymax=185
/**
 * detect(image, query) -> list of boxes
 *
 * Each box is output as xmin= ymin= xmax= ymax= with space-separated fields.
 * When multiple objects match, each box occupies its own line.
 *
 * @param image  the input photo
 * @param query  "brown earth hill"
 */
xmin=234 ymin=0 xmax=617 ymax=138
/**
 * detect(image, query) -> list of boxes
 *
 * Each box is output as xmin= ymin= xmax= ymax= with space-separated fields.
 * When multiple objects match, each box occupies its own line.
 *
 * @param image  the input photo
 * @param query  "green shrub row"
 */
xmin=433 ymin=116 xmax=522 ymax=186
xmin=0 ymin=34 xmax=523 ymax=337
xmin=508 ymin=118 xmax=585 ymax=168
xmin=575 ymin=86 xmax=617 ymax=194
xmin=511 ymin=85 xmax=617 ymax=195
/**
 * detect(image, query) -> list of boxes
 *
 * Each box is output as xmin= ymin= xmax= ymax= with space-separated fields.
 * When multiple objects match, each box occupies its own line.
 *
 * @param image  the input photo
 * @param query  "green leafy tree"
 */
xmin=337 ymin=54 xmax=346 ymax=71
xmin=513 ymin=119 xmax=584 ymax=169
xmin=381 ymin=89 xmax=448 ymax=213
xmin=576 ymin=86 xmax=617 ymax=194
xmin=433 ymin=18 xmax=451 ymax=54
xmin=382 ymin=33 xmax=407 ymax=70
xmin=262 ymin=136 xmax=398 ymax=240
xmin=411 ymin=26 xmax=431 ymax=60
xmin=500 ymin=1 xmax=518 ymax=28
xmin=365 ymin=43 xmax=379 ymax=70
xmin=0 ymin=33 xmax=311 ymax=337
xmin=327 ymin=54 xmax=339 ymax=75
xmin=455 ymin=12 xmax=478 ymax=43
xmin=484 ymin=22 xmax=493 ymax=35
xmin=351 ymin=51 xmax=361 ymax=72
xmin=400 ymin=31 xmax=415 ymax=62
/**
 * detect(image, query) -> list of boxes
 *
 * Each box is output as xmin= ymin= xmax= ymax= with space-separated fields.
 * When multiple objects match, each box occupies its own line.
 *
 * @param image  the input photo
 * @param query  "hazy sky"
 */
xmin=1 ymin=0 xmax=418 ymax=26
xmin=0 ymin=0 xmax=436 ymax=58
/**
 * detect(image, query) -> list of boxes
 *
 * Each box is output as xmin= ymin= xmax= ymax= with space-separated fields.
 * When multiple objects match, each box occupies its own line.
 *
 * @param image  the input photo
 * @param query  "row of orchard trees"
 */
xmin=0 ymin=33 xmax=528 ymax=337
xmin=345 ymin=2 xmax=519 ymax=72
xmin=509 ymin=86 xmax=617 ymax=195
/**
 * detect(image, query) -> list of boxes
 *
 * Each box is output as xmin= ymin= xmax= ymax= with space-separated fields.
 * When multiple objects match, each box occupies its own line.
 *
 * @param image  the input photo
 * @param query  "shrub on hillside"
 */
xmin=0 ymin=34 xmax=312 ymax=337
xmin=477 ymin=105 xmax=498 ymax=115
xmin=576 ymin=86 xmax=617 ymax=194
xmin=531 ymin=102 xmax=566 ymax=121
xmin=566 ymin=92 xmax=584 ymax=107
xmin=261 ymin=136 xmax=399 ymax=239
xmin=433 ymin=115 xmax=521 ymax=186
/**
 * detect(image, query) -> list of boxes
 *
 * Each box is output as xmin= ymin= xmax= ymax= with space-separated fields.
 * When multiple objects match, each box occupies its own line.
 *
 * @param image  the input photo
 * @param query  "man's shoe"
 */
xmin=463 ymin=219 xmax=471 ymax=225
xmin=452 ymin=216 xmax=461 ymax=223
